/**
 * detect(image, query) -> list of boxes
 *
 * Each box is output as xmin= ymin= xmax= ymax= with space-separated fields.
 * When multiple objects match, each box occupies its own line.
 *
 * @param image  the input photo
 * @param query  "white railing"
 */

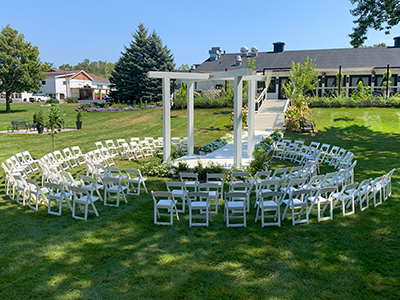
xmin=255 ymin=88 xmax=268 ymax=112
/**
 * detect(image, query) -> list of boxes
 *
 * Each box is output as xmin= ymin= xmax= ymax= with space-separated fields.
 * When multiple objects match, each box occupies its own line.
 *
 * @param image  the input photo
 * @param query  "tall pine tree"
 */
xmin=110 ymin=24 xmax=175 ymax=103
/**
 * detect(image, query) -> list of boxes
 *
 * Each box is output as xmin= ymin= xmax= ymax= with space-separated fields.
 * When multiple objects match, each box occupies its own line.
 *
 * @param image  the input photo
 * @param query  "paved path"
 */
xmin=255 ymin=99 xmax=288 ymax=130
xmin=175 ymin=99 xmax=288 ymax=168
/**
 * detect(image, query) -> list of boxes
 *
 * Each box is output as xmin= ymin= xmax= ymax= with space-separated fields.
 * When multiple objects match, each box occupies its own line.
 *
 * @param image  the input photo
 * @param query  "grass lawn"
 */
xmin=0 ymin=104 xmax=399 ymax=299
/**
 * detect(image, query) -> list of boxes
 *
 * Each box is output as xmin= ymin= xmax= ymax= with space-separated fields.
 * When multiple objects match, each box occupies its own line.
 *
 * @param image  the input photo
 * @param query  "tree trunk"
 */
xmin=5 ymin=91 xmax=11 ymax=113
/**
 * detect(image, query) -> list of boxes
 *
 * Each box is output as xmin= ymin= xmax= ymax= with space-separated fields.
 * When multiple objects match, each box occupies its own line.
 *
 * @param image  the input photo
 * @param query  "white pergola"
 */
xmin=147 ymin=69 xmax=268 ymax=166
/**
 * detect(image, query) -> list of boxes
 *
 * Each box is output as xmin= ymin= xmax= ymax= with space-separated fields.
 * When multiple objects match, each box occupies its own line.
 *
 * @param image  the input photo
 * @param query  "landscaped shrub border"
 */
xmin=306 ymin=95 xmax=400 ymax=108
xmin=86 ymin=105 xmax=160 ymax=112
xmin=74 ymin=102 xmax=160 ymax=112
xmin=196 ymin=133 xmax=234 ymax=154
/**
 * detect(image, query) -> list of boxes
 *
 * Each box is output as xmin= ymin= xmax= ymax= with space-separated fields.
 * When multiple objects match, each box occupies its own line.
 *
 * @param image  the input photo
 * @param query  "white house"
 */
xmin=41 ymin=69 xmax=111 ymax=101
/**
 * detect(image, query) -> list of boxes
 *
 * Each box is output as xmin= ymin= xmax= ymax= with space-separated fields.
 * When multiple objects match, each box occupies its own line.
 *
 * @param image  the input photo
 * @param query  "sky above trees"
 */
xmin=1 ymin=0 xmax=399 ymax=68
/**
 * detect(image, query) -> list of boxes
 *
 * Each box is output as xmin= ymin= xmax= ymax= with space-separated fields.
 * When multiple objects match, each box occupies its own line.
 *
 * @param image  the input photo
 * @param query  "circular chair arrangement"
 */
xmin=2 ymin=137 xmax=396 ymax=226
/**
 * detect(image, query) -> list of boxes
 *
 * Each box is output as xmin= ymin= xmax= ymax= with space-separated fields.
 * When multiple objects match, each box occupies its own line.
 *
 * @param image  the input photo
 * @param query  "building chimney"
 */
xmin=235 ymin=56 xmax=242 ymax=66
xmin=393 ymin=37 xmax=400 ymax=48
xmin=240 ymin=46 xmax=249 ymax=57
xmin=273 ymin=42 xmax=285 ymax=53
xmin=208 ymin=47 xmax=222 ymax=61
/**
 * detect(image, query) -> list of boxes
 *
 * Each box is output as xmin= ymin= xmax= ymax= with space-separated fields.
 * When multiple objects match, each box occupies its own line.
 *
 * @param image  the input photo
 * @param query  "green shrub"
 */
xmin=322 ymin=97 xmax=331 ymax=108
xmin=75 ymin=103 xmax=96 ymax=111
xmin=46 ymin=98 xmax=55 ymax=104
xmin=346 ymin=97 xmax=360 ymax=108
xmin=249 ymin=148 xmax=270 ymax=176
xmin=331 ymin=95 xmax=346 ymax=107
xmin=307 ymin=96 xmax=320 ymax=108
xmin=65 ymin=97 xmax=78 ymax=103
xmin=141 ymin=158 xmax=174 ymax=178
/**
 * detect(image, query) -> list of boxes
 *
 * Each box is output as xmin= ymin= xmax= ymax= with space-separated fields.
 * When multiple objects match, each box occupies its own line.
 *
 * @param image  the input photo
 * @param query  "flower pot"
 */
xmin=76 ymin=121 xmax=82 ymax=130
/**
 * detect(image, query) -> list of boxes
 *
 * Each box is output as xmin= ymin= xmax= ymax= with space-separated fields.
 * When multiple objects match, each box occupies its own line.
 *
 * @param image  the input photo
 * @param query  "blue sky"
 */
xmin=2 ymin=0 xmax=398 ymax=69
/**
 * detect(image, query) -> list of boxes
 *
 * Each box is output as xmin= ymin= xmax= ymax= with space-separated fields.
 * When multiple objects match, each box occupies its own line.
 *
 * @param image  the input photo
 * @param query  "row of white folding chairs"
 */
xmin=3 ymin=151 xmax=39 ymax=177
xmin=94 ymin=137 xmax=163 ymax=160
xmin=172 ymin=137 xmax=188 ymax=153
xmin=151 ymin=189 xmax=249 ymax=227
xmin=38 ymin=146 xmax=85 ymax=185
xmin=272 ymin=140 xmax=355 ymax=171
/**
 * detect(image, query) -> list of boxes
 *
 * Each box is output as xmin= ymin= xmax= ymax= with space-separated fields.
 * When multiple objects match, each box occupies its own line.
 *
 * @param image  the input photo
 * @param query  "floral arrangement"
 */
xmin=197 ymin=133 xmax=234 ymax=154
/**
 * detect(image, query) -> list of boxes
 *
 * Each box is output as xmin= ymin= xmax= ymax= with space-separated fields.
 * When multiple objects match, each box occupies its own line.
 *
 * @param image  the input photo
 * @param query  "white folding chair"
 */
xmin=22 ymin=151 xmax=40 ymax=172
xmin=71 ymin=186 xmax=100 ymax=221
xmin=198 ymin=182 xmax=220 ymax=214
xmin=229 ymin=182 xmax=253 ymax=212
xmin=332 ymin=183 xmax=358 ymax=216
xmin=103 ymin=176 xmax=128 ymax=207
xmin=62 ymin=147 xmax=79 ymax=168
xmin=307 ymin=186 xmax=336 ymax=222
xmin=166 ymin=181 xmax=187 ymax=213
xmin=105 ymin=140 xmax=119 ymax=157
xmin=224 ymin=191 xmax=248 ymax=227
xmin=126 ymin=168 xmax=148 ymax=195
xmin=26 ymin=178 xmax=49 ymax=211
xmin=206 ymin=173 xmax=225 ymax=200
xmin=45 ymin=182 xmax=73 ymax=216
xmin=151 ymin=191 xmax=179 ymax=225
xmin=71 ymin=146 xmax=85 ymax=165
xmin=180 ymin=172 xmax=198 ymax=192
xmin=255 ymin=191 xmax=283 ymax=227
xmin=78 ymin=174 xmax=104 ymax=202
xmin=281 ymin=188 xmax=311 ymax=225
xmin=187 ymin=191 xmax=211 ymax=227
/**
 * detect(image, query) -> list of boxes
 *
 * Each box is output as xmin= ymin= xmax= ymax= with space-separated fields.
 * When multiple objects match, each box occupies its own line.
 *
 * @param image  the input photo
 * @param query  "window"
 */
xmin=267 ymin=77 xmax=276 ymax=93
xmin=97 ymin=85 xmax=103 ymax=88
xmin=41 ymin=80 xmax=46 ymax=85
xmin=63 ymin=81 xmax=66 ymax=85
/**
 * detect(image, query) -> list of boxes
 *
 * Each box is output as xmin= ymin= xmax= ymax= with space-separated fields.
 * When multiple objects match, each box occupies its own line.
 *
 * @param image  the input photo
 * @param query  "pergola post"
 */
xmin=187 ymin=81 xmax=194 ymax=156
xmin=162 ymin=77 xmax=171 ymax=162
xmin=234 ymin=75 xmax=243 ymax=166
xmin=247 ymin=79 xmax=256 ymax=158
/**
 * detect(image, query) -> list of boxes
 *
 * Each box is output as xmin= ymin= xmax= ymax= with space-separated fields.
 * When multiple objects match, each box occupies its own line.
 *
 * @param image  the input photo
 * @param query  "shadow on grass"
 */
xmin=0 ymin=109 xmax=28 ymax=114
xmin=213 ymin=111 xmax=231 ymax=115
xmin=333 ymin=117 xmax=355 ymax=122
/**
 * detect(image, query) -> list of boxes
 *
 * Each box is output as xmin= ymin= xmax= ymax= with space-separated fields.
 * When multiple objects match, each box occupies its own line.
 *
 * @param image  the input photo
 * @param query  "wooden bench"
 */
xmin=299 ymin=116 xmax=315 ymax=132
xmin=7 ymin=120 xmax=32 ymax=132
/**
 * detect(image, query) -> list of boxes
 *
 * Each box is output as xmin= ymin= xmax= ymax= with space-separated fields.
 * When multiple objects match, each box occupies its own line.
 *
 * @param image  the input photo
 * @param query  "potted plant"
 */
xmin=76 ymin=111 xmax=82 ymax=129
xmin=35 ymin=110 xmax=45 ymax=134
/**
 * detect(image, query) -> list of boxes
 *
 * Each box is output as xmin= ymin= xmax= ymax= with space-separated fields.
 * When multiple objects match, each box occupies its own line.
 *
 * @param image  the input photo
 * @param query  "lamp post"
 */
xmin=64 ymin=68 xmax=70 ymax=98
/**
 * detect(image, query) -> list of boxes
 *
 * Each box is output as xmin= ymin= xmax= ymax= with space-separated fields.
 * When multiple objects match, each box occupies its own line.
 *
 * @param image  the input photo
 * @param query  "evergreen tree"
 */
xmin=110 ymin=24 xmax=175 ymax=103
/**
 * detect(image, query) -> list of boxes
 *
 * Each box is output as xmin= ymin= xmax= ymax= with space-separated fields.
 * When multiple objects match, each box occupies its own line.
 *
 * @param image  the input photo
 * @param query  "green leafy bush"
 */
xmin=46 ymin=98 xmax=55 ymax=104
xmin=75 ymin=103 xmax=96 ymax=111
xmin=65 ymin=97 xmax=78 ymax=103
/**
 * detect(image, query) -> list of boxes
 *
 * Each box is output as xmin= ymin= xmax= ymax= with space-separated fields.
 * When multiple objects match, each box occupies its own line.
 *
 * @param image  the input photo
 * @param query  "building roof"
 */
xmin=44 ymin=69 xmax=110 ymax=83
xmin=192 ymin=46 xmax=400 ymax=73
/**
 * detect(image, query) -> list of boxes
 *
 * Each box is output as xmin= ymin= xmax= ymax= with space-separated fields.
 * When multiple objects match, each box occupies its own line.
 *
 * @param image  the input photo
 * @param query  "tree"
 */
xmin=59 ymin=63 xmax=73 ymax=70
xmin=283 ymin=57 xmax=319 ymax=98
xmin=177 ymin=64 xmax=190 ymax=71
xmin=0 ymin=25 xmax=46 ymax=112
xmin=59 ymin=60 xmax=114 ymax=78
xmin=110 ymin=23 xmax=175 ymax=103
xmin=283 ymin=57 xmax=319 ymax=129
xmin=349 ymin=0 xmax=400 ymax=48
xmin=43 ymin=62 xmax=55 ymax=71
xmin=47 ymin=104 xmax=65 ymax=152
